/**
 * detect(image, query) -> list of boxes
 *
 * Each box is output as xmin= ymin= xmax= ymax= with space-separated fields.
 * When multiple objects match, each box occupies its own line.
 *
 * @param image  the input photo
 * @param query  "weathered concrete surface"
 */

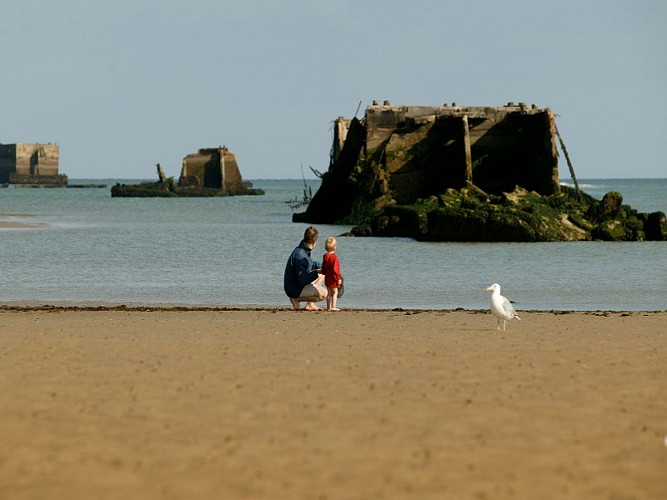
xmin=179 ymin=147 xmax=246 ymax=191
xmin=294 ymin=102 xmax=665 ymax=242
xmin=0 ymin=143 xmax=67 ymax=185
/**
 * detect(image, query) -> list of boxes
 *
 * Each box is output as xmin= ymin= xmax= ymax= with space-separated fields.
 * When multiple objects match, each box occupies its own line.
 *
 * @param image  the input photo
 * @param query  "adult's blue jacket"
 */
xmin=283 ymin=240 xmax=322 ymax=298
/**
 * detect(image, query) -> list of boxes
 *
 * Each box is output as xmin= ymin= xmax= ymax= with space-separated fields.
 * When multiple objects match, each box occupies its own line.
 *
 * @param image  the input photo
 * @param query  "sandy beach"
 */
xmin=0 ymin=308 xmax=665 ymax=499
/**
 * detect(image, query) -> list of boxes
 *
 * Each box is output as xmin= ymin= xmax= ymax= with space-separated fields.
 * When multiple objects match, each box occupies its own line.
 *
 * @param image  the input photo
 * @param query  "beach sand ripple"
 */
xmin=0 ymin=309 xmax=665 ymax=499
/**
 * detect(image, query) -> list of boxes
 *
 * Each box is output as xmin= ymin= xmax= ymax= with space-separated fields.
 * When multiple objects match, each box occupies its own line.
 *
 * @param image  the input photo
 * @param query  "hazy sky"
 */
xmin=2 ymin=0 xmax=665 ymax=179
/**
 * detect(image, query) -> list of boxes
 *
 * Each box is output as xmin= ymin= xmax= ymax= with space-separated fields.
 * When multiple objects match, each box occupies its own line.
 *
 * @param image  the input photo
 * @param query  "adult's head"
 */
xmin=303 ymin=226 xmax=318 ymax=247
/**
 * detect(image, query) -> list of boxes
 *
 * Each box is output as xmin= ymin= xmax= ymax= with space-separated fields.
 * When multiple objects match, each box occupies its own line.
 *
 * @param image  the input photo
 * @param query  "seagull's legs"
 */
xmin=502 ymin=320 xmax=506 ymax=331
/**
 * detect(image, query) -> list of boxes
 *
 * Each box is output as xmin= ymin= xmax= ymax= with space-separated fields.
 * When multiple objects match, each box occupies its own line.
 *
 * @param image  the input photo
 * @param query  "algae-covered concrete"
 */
xmin=294 ymin=102 xmax=666 ymax=242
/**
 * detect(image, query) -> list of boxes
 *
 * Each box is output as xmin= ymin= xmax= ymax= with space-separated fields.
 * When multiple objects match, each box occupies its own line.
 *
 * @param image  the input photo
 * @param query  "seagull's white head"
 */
xmin=486 ymin=283 xmax=501 ymax=293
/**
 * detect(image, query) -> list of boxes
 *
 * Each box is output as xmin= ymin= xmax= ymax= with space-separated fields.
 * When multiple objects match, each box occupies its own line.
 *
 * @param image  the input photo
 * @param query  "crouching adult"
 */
xmin=283 ymin=226 xmax=327 ymax=310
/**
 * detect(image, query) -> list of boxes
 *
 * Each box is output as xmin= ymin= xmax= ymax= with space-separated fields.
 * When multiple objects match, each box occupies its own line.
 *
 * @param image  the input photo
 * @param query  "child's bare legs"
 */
xmin=327 ymin=287 xmax=340 ymax=311
xmin=325 ymin=287 xmax=333 ymax=310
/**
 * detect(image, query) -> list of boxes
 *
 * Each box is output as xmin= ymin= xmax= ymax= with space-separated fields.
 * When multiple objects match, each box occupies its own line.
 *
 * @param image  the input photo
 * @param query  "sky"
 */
xmin=2 ymin=0 xmax=666 ymax=180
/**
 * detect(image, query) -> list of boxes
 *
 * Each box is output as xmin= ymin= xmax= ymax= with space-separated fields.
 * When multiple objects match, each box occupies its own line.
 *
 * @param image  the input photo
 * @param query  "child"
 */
xmin=322 ymin=236 xmax=343 ymax=311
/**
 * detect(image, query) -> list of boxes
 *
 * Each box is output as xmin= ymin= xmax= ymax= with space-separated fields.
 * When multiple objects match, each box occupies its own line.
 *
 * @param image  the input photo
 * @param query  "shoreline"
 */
xmin=1 ymin=303 xmax=665 ymax=313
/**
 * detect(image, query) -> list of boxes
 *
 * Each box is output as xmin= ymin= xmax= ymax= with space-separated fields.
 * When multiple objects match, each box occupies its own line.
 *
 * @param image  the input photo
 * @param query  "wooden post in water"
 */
xmin=554 ymin=124 xmax=579 ymax=194
xmin=156 ymin=163 xmax=167 ymax=184
xmin=462 ymin=115 xmax=473 ymax=187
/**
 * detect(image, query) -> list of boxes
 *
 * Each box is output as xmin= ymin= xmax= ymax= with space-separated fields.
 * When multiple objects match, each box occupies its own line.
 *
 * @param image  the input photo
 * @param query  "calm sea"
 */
xmin=0 ymin=178 xmax=665 ymax=311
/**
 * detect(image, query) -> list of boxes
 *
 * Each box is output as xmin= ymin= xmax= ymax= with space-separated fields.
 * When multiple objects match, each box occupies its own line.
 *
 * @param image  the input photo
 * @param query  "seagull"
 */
xmin=486 ymin=283 xmax=521 ymax=331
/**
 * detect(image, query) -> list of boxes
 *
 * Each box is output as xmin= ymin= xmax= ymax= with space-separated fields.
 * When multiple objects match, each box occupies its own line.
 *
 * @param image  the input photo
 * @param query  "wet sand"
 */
xmin=0 ymin=214 xmax=46 ymax=229
xmin=1 ymin=308 xmax=665 ymax=499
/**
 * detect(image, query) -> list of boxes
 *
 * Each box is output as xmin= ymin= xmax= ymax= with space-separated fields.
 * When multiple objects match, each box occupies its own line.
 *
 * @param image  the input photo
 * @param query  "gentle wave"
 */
xmin=560 ymin=182 xmax=604 ymax=190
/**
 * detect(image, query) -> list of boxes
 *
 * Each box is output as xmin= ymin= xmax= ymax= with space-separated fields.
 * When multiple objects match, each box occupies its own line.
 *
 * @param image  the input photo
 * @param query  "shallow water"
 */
xmin=0 ymin=178 xmax=665 ymax=310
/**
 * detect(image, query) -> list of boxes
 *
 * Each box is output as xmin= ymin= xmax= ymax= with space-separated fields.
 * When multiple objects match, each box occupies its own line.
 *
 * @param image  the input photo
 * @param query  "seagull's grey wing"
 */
xmin=501 ymin=296 xmax=516 ymax=316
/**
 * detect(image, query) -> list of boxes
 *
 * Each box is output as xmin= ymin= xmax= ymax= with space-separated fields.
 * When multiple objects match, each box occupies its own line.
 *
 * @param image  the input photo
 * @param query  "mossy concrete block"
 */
xmin=588 ymin=191 xmax=624 ymax=222
xmin=592 ymin=219 xmax=628 ymax=241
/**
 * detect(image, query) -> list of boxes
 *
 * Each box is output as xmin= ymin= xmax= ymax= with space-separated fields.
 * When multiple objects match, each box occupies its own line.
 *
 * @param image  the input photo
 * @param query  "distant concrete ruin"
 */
xmin=0 ymin=143 xmax=67 ymax=185
xmin=111 ymin=146 xmax=263 ymax=197
xmin=178 ymin=147 xmax=246 ymax=191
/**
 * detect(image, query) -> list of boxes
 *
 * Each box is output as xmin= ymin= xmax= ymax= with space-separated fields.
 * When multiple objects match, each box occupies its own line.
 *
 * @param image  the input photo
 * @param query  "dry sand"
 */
xmin=0 ymin=308 xmax=665 ymax=499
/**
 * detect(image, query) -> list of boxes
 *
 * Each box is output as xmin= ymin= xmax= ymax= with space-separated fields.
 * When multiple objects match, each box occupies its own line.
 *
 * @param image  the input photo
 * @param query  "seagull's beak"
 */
xmin=486 ymin=286 xmax=493 ymax=292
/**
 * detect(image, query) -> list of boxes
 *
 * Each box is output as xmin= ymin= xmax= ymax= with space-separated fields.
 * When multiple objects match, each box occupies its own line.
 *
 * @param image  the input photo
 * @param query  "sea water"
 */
xmin=0 ymin=178 xmax=665 ymax=311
